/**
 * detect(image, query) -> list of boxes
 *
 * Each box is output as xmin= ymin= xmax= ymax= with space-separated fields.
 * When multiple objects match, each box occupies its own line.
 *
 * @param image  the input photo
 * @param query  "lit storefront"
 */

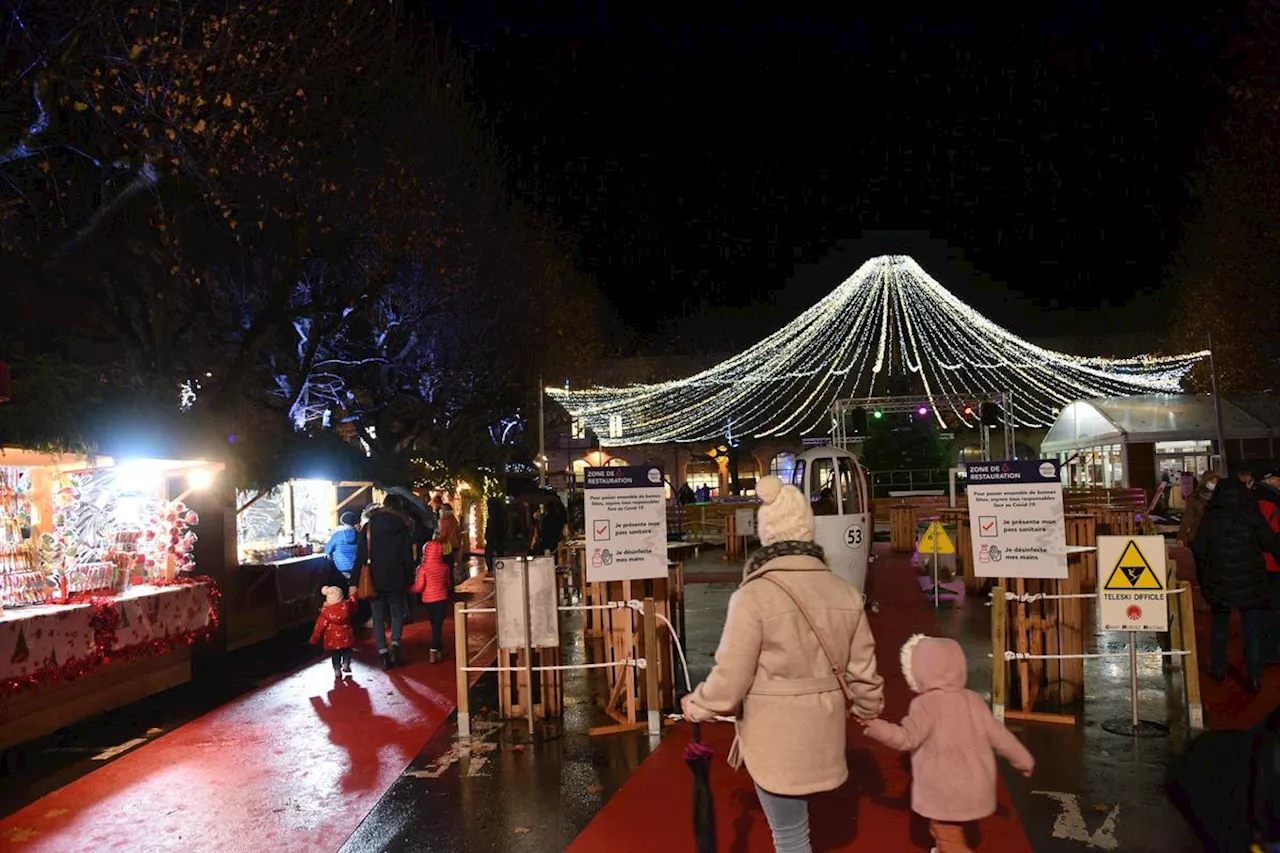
xmin=233 ymin=479 xmax=375 ymax=649
xmin=0 ymin=448 xmax=223 ymax=748
xmin=1041 ymin=395 xmax=1276 ymax=495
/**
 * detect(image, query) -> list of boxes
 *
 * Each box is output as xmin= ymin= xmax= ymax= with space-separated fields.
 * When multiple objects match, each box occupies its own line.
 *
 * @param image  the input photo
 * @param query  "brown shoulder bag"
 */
xmin=355 ymin=525 xmax=378 ymax=600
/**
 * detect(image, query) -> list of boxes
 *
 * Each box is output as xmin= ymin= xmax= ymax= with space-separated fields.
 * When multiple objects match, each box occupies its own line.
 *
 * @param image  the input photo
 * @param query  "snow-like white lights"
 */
xmin=548 ymin=255 xmax=1209 ymax=445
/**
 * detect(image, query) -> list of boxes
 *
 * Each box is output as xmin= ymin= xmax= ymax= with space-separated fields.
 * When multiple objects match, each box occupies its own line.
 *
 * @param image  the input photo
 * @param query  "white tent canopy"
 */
xmin=1040 ymin=394 xmax=1273 ymax=453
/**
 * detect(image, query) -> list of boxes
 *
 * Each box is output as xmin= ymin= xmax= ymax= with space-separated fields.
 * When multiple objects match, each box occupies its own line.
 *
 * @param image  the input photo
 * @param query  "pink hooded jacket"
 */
xmin=864 ymin=634 xmax=1034 ymax=822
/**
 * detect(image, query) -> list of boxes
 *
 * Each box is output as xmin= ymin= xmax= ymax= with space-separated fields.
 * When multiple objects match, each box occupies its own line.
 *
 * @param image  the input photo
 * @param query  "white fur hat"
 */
xmin=755 ymin=475 xmax=814 ymax=546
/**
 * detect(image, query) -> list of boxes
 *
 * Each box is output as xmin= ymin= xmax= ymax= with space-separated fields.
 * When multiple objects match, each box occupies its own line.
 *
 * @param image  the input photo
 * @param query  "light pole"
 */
xmin=1208 ymin=334 xmax=1229 ymax=476
xmin=537 ymin=374 xmax=547 ymax=489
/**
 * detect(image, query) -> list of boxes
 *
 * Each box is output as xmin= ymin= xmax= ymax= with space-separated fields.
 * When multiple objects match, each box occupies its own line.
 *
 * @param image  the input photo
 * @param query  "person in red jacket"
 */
xmin=411 ymin=535 xmax=453 ymax=662
xmin=311 ymin=585 xmax=357 ymax=677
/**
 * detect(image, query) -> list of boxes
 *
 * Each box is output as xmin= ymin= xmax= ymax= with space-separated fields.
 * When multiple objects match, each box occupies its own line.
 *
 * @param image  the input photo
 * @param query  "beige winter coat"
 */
xmin=689 ymin=554 xmax=885 ymax=796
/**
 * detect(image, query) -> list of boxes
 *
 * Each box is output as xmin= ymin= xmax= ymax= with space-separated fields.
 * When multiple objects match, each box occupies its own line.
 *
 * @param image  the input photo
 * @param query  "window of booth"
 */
xmin=770 ymin=453 xmax=797 ymax=483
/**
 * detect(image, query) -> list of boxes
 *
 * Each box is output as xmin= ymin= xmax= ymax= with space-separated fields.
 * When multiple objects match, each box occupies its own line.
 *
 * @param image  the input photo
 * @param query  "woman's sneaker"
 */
xmin=429 ymin=649 xmax=441 ymax=663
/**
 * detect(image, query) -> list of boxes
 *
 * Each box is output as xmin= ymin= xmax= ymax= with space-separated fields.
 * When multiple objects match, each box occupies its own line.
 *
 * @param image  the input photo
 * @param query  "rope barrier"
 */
xmin=991 ymin=588 xmax=1186 ymax=604
xmin=995 ymin=649 xmax=1190 ymax=662
xmin=460 ymin=658 xmax=648 ymax=674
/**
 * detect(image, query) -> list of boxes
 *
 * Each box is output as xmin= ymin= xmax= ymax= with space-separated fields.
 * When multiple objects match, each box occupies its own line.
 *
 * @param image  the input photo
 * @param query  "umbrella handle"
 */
xmin=691 ymin=721 xmax=702 ymax=744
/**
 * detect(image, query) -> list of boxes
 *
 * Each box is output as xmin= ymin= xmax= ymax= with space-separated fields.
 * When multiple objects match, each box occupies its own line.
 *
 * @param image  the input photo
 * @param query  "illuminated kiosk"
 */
xmin=791 ymin=446 xmax=871 ymax=592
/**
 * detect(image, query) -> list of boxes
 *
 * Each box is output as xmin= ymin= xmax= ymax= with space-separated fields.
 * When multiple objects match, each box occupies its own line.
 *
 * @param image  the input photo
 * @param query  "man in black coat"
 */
xmin=352 ymin=502 xmax=415 ymax=669
xmin=1194 ymin=477 xmax=1280 ymax=693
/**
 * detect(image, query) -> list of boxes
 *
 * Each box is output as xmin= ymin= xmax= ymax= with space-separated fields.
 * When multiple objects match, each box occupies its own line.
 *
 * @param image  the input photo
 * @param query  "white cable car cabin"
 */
xmin=790 ymin=446 xmax=871 ymax=592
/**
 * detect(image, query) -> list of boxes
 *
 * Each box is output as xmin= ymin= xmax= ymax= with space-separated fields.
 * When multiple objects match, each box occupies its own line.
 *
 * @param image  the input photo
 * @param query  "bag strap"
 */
xmin=758 ymin=574 xmax=856 ymax=709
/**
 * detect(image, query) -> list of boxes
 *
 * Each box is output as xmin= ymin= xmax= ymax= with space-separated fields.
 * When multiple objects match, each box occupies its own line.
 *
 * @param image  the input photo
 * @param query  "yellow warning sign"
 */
xmin=1102 ymin=540 xmax=1165 ymax=590
xmin=917 ymin=521 xmax=955 ymax=555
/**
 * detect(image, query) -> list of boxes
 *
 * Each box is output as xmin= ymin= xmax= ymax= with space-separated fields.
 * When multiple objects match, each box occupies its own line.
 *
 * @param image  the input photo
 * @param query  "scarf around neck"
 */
xmin=744 ymin=540 xmax=826 ymax=577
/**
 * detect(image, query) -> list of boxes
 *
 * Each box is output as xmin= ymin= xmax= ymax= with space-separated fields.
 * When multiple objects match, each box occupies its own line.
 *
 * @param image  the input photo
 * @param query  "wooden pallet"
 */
xmin=889 ymin=505 xmax=916 ymax=552
xmin=497 ymin=646 xmax=563 ymax=721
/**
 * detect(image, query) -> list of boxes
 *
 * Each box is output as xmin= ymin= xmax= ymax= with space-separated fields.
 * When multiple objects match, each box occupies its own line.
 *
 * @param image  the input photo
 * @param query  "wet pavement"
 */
xmin=0 ymin=545 xmax=1224 ymax=851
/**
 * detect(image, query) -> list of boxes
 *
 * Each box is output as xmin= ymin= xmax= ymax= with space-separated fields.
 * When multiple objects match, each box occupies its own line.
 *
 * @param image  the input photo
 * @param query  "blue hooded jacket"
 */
xmin=325 ymin=525 xmax=359 ymax=573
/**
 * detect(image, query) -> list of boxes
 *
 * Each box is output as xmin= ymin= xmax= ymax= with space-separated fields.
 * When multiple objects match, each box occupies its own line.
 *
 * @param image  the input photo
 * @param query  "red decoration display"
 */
xmin=0 ymin=577 xmax=221 ymax=698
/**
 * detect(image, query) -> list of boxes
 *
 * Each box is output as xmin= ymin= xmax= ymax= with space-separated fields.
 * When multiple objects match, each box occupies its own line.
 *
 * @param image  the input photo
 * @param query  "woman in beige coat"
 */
xmin=682 ymin=475 xmax=885 ymax=853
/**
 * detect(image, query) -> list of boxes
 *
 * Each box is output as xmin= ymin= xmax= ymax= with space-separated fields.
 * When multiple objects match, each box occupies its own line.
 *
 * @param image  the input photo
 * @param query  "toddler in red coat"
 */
xmin=411 ymin=537 xmax=452 ymax=662
xmin=311 ymin=585 xmax=356 ymax=677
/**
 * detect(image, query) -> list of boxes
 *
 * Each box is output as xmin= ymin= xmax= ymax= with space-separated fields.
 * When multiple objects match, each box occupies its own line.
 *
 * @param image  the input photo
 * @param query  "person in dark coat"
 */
xmin=484 ymin=496 xmax=507 ymax=574
xmin=1193 ymin=477 xmax=1280 ymax=693
xmin=1169 ymin=702 xmax=1280 ymax=852
xmin=352 ymin=501 xmax=415 ymax=670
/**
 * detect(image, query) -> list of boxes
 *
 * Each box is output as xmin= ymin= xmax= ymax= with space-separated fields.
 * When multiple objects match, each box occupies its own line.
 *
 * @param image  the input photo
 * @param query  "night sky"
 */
xmin=420 ymin=4 xmax=1238 ymax=349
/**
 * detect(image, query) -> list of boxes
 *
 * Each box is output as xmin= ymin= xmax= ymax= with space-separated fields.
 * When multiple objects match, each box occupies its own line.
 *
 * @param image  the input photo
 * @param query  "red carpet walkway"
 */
xmin=0 ymin=611 xmax=493 ymax=852
xmin=568 ymin=548 xmax=1033 ymax=853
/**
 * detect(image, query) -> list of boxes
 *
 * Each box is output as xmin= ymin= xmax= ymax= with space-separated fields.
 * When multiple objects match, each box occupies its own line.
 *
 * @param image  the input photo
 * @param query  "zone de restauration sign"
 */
xmin=965 ymin=460 xmax=1068 ymax=580
xmin=583 ymin=465 xmax=669 ymax=582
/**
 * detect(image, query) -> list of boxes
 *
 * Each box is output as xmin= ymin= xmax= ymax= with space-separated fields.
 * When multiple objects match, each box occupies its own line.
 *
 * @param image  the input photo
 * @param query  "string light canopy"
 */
xmin=549 ymin=255 xmax=1209 ymax=446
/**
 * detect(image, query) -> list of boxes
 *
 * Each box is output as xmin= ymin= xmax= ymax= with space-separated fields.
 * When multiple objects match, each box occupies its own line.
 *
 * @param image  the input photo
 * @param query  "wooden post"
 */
xmin=1177 ymin=580 xmax=1204 ymax=730
xmin=454 ymin=600 xmax=471 ymax=738
xmin=623 ymin=580 xmax=637 ymax=724
xmin=644 ymin=597 xmax=661 ymax=735
xmin=991 ymin=584 xmax=1007 ymax=722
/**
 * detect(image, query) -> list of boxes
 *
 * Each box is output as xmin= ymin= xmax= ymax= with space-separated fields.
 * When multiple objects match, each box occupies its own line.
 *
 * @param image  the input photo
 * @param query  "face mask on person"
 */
xmin=1205 ymin=481 xmax=1217 ymax=492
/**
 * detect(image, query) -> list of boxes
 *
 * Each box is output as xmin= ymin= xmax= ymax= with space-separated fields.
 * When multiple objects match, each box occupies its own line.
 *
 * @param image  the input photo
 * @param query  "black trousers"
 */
xmin=329 ymin=648 xmax=352 ymax=668
xmin=424 ymin=600 xmax=448 ymax=652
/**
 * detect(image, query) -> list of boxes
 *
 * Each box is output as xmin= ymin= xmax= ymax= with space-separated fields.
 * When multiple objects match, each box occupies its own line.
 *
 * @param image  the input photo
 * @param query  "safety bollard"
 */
xmin=455 ymin=600 xmax=471 ymax=738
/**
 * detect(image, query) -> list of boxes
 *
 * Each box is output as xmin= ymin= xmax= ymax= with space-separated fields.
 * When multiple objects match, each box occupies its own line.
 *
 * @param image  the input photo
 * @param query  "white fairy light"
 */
xmin=549 ymin=255 xmax=1210 ymax=445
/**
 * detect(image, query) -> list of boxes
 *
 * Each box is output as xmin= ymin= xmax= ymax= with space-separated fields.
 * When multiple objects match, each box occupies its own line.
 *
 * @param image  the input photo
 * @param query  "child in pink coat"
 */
xmin=863 ymin=634 xmax=1035 ymax=853
xmin=410 ymin=537 xmax=452 ymax=662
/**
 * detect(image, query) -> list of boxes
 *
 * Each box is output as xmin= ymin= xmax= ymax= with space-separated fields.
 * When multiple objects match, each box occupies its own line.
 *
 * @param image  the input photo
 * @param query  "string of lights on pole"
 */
xmin=548 ymin=255 xmax=1209 ymax=446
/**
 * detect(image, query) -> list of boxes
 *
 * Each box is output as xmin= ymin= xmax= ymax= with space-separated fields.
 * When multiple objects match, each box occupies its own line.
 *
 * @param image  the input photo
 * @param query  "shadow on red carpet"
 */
xmin=0 ymin=611 xmax=493 ymax=853
xmin=567 ymin=548 xmax=1032 ymax=852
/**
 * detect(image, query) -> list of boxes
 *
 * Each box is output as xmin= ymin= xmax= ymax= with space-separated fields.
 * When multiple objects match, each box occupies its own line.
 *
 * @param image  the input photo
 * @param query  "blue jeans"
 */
xmin=370 ymin=592 xmax=407 ymax=652
xmin=755 ymin=784 xmax=810 ymax=853
xmin=1211 ymin=606 xmax=1265 ymax=680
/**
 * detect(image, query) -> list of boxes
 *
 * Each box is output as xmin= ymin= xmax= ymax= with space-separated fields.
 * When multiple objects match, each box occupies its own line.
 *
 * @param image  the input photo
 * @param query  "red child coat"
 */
xmin=310 ymin=599 xmax=356 ymax=651
xmin=411 ymin=540 xmax=452 ymax=604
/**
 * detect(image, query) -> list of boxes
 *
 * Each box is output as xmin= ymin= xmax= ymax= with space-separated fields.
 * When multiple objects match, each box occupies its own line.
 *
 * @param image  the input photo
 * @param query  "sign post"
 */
xmin=916 ymin=520 xmax=955 ymax=609
xmin=1097 ymin=535 xmax=1171 ymax=738
xmin=584 ymin=466 xmax=669 ymax=583
xmin=965 ymin=460 xmax=1068 ymax=580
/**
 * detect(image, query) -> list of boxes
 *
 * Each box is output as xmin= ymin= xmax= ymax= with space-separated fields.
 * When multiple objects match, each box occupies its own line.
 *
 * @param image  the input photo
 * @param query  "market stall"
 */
xmin=231 ymin=479 xmax=375 ymax=649
xmin=0 ymin=448 xmax=222 ymax=748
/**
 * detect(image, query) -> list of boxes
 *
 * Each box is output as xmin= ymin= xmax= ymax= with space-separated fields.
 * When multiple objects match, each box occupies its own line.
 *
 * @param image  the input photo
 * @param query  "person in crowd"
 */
xmin=1179 ymin=473 xmax=1220 ymax=548
xmin=1193 ymin=476 xmax=1280 ymax=693
xmin=678 ymin=482 xmax=696 ymax=505
xmin=324 ymin=511 xmax=360 ymax=581
xmin=352 ymin=498 xmax=415 ymax=670
xmin=863 ymin=635 xmax=1034 ymax=853
xmin=812 ymin=487 xmax=838 ymax=516
xmin=533 ymin=496 xmax=567 ymax=556
xmin=310 ymin=585 xmax=357 ymax=678
xmin=484 ymin=496 xmax=508 ymax=574
xmin=1256 ymin=467 xmax=1280 ymax=663
xmin=682 ymin=474 xmax=884 ymax=853
xmin=438 ymin=502 xmax=463 ymax=581
xmin=411 ymin=531 xmax=452 ymax=663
